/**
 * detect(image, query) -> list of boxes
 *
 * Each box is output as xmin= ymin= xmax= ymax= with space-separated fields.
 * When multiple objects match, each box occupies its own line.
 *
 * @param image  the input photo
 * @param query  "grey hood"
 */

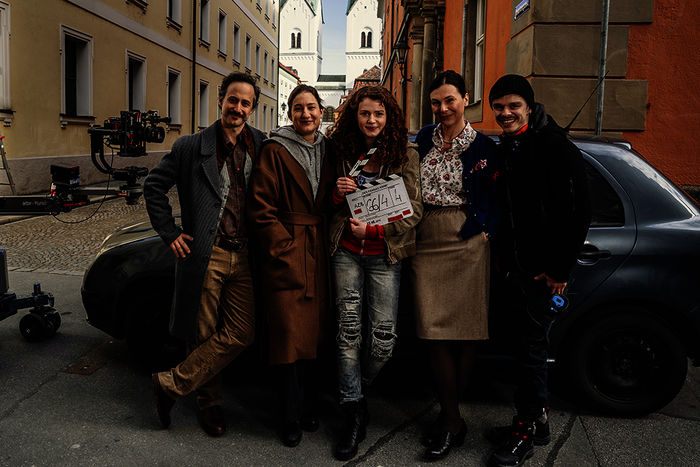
xmin=269 ymin=125 xmax=326 ymax=198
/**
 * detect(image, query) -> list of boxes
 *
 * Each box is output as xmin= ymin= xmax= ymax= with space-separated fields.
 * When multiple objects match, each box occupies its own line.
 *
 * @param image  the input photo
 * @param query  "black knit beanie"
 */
xmin=488 ymin=74 xmax=535 ymax=108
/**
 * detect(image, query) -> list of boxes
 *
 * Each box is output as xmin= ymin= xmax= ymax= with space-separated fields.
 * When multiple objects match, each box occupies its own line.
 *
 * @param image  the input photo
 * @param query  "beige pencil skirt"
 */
xmin=410 ymin=206 xmax=490 ymax=340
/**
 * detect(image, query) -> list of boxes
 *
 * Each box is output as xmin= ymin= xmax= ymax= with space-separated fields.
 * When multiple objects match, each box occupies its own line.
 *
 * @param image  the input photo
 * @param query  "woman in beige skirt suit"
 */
xmin=411 ymin=70 xmax=500 ymax=461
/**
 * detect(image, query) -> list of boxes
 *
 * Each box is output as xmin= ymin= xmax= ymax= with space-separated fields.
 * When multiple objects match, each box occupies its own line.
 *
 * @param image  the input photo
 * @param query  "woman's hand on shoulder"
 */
xmin=336 ymin=176 xmax=357 ymax=195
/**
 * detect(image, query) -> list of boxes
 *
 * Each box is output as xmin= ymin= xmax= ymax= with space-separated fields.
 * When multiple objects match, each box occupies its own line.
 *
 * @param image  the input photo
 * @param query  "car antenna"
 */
xmin=564 ymin=70 xmax=609 ymax=133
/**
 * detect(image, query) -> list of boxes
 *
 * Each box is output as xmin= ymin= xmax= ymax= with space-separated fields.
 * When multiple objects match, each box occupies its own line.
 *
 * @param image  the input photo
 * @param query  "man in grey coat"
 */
xmin=144 ymin=72 xmax=266 ymax=436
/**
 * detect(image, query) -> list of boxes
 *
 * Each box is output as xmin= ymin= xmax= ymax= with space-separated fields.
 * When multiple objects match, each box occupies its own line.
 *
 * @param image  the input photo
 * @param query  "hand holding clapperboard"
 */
xmin=345 ymin=148 xmax=414 ymax=226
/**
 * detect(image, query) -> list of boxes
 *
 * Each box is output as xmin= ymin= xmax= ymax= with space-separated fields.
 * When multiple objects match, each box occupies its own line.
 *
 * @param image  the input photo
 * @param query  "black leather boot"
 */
xmin=333 ymin=399 xmax=369 ymax=461
xmin=488 ymin=418 xmax=536 ymax=467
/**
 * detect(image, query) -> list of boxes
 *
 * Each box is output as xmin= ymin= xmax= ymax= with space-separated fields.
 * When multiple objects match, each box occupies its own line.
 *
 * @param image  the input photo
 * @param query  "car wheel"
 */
xmin=568 ymin=311 xmax=687 ymax=415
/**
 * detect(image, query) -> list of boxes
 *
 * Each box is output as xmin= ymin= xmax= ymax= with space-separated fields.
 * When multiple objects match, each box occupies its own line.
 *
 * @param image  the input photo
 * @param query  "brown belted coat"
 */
xmin=247 ymin=139 xmax=335 ymax=365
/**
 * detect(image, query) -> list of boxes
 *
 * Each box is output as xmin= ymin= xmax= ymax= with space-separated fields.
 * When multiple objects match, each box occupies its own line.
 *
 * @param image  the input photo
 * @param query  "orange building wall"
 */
xmin=471 ymin=0 xmax=511 ymax=131
xmin=623 ymin=0 xmax=700 ymax=186
xmin=443 ymin=1 xmax=464 ymax=71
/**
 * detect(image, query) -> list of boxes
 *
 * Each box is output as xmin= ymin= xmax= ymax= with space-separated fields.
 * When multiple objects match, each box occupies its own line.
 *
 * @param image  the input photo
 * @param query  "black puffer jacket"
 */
xmin=495 ymin=103 xmax=591 ymax=282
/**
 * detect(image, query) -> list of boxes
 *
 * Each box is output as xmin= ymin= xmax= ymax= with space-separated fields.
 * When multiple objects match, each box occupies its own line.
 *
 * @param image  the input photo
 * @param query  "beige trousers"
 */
xmin=158 ymin=244 xmax=255 ymax=409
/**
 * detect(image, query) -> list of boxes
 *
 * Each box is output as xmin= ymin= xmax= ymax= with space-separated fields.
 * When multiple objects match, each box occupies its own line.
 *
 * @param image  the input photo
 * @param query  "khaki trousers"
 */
xmin=158 ymin=244 xmax=255 ymax=409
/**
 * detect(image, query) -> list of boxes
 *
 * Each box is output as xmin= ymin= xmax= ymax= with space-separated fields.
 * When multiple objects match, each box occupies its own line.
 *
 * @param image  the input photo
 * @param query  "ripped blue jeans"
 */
xmin=332 ymin=247 xmax=402 ymax=403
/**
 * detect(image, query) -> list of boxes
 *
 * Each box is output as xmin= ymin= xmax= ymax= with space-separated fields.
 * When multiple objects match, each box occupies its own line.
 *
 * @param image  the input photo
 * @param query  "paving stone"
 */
xmin=0 ymin=190 xmax=179 ymax=273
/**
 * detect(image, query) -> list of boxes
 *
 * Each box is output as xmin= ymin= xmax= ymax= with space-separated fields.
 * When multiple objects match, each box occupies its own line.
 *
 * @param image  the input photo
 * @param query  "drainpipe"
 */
xmin=191 ymin=0 xmax=197 ymax=134
xmin=595 ymin=0 xmax=610 ymax=136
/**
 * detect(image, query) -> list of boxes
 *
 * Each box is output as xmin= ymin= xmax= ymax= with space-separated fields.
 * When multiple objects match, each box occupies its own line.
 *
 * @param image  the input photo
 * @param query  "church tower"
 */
xmin=345 ymin=0 xmax=381 ymax=89
xmin=279 ymin=0 xmax=323 ymax=84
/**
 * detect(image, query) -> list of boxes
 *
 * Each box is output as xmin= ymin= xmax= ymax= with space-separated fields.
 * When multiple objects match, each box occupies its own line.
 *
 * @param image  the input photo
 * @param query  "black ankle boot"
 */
xmin=488 ymin=418 xmax=535 ymax=467
xmin=333 ymin=399 xmax=369 ymax=461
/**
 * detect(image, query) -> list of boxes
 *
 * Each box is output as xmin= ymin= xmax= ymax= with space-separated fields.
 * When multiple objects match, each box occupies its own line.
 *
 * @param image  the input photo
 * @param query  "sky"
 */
xmin=320 ymin=0 xmax=348 ymax=75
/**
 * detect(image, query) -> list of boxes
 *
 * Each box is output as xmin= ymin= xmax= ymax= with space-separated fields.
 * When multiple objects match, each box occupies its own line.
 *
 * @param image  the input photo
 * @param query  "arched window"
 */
xmin=291 ymin=29 xmax=302 ymax=48
xmin=361 ymin=28 xmax=372 ymax=48
xmin=323 ymin=106 xmax=335 ymax=122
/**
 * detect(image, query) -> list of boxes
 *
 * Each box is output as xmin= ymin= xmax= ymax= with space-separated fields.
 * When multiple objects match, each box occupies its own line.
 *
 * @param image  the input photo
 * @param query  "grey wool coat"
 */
xmin=143 ymin=121 xmax=266 ymax=342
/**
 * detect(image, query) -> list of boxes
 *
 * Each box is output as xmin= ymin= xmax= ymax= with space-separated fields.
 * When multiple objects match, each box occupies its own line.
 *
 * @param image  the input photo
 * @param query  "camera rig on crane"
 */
xmin=0 ymin=110 xmax=169 ymax=340
xmin=0 ymin=110 xmax=170 ymax=215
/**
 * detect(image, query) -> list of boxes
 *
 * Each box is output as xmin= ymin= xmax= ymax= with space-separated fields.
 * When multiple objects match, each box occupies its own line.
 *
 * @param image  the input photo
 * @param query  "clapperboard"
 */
xmin=347 ymin=148 xmax=376 ymax=177
xmin=346 ymin=174 xmax=414 ymax=226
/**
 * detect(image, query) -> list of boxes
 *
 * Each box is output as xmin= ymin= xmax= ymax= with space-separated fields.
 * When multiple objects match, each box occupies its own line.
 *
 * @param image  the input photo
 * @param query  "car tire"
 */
xmin=567 ymin=311 xmax=687 ymax=415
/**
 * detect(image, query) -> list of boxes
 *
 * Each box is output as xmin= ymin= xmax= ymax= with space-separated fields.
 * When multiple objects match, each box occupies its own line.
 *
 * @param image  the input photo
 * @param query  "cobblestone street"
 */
xmin=0 ymin=191 xmax=179 ymax=275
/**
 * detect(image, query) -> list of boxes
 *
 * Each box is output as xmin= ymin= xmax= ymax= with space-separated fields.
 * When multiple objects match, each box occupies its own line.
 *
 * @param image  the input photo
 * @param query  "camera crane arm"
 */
xmin=0 ymin=110 xmax=169 ymax=216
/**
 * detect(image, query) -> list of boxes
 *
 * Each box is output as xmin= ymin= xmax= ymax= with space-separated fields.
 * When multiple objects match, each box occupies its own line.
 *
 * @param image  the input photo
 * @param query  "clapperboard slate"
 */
xmin=346 ymin=174 xmax=414 ymax=226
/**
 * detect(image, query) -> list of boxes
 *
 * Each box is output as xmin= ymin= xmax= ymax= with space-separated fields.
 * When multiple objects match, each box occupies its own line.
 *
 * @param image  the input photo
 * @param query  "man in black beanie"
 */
xmin=485 ymin=74 xmax=591 ymax=467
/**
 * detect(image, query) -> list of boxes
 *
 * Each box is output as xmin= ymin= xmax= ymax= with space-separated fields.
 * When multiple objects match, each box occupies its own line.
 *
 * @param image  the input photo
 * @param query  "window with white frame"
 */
xmin=233 ymin=23 xmax=240 ymax=63
xmin=167 ymin=0 xmax=181 ymax=24
xmin=127 ymin=52 xmax=146 ymax=111
xmin=272 ymin=1 xmax=277 ymax=27
xmin=264 ymin=51 xmax=268 ymax=81
xmin=245 ymin=34 xmax=251 ymax=70
xmin=255 ymin=43 xmax=260 ymax=76
xmin=263 ymin=103 xmax=267 ymax=131
xmin=200 ymin=0 xmax=210 ymax=43
xmin=270 ymin=58 xmax=275 ymax=85
xmin=218 ymin=10 xmax=226 ymax=54
xmin=270 ymin=106 xmax=274 ymax=131
xmin=61 ymin=26 xmax=93 ymax=117
xmin=167 ymin=67 xmax=181 ymax=124
xmin=265 ymin=0 xmax=269 ymax=18
xmin=199 ymin=80 xmax=209 ymax=128
xmin=462 ymin=0 xmax=486 ymax=103
xmin=0 ymin=2 xmax=11 ymax=110
xmin=474 ymin=0 xmax=485 ymax=102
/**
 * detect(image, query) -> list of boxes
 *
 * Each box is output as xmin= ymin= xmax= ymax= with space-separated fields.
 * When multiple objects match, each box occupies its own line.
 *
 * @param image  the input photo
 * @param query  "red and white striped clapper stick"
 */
xmin=348 ymin=147 xmax=377 ymax=177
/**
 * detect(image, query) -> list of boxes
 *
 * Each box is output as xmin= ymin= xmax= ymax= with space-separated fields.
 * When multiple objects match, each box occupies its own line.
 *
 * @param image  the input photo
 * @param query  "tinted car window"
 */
xmin=584 ymin=161 xmax=625 ymax=227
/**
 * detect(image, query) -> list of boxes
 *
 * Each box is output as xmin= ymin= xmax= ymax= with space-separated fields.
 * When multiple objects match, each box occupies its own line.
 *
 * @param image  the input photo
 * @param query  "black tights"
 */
xmin=426 ymin=340 xmax=476 ymax=432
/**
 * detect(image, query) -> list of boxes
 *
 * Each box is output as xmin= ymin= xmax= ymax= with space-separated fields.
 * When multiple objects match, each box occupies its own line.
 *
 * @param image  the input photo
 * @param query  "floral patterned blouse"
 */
xmin=420 ymin=121 xmax=477 ymax=206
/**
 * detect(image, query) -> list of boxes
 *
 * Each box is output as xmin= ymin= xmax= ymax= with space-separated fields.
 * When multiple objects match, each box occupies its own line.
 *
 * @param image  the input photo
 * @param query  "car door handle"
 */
xmin=578 ymin=244 xmax=612 ymax=260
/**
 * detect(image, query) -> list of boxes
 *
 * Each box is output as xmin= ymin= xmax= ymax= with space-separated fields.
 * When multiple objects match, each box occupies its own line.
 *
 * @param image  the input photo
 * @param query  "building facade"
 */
xmin=277 ymin=62 xmax=300 ymax=126
xmin=0 ymin=0 xmax=278 ymax=195
xmin=379 ymin=0 xmax=699 ymax=187
xmin=278 ymin=0 xmax=322 ymax=84
xmin=345 ymin=0 xmax=381 ymax=89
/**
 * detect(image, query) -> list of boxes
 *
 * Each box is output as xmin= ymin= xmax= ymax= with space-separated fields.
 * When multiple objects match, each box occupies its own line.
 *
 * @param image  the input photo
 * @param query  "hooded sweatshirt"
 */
xmin=269 ymin=125 xmax=326 ymax=199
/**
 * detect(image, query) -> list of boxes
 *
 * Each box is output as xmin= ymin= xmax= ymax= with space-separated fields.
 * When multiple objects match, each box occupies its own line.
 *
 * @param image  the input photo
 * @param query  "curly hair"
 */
xmin=327 ymin=86 xmax=407 ymax=170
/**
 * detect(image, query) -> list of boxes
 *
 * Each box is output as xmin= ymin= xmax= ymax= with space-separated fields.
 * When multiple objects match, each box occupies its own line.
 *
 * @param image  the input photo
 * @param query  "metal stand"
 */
xmin=0 ymin=249 xmax=59 ymax=341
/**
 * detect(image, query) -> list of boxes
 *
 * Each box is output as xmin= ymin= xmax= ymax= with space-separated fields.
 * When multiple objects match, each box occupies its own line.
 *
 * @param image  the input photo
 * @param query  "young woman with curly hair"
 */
xmin=326 ymin=86 xmax=423 ymax=461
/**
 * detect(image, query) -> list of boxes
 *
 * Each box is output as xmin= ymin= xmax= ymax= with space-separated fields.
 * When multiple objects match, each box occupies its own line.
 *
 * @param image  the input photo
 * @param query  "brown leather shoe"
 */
xmin=197 ymin=405 xmax=227 ymax=437
xmin=152 ymin=373 xmax=176 ymax=428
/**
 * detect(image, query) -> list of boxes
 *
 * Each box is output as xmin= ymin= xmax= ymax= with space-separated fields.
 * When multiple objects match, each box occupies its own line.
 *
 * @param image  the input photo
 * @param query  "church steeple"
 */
xmin=279 ymin=0 xmax=324 ymax=83
xmin=345 ymin=0 xmax=381 ymax=89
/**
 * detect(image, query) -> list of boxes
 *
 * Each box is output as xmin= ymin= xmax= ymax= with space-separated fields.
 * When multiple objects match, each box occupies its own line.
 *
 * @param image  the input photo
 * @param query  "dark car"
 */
xmin=81 ymin=136 xmax=700 ymax=415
